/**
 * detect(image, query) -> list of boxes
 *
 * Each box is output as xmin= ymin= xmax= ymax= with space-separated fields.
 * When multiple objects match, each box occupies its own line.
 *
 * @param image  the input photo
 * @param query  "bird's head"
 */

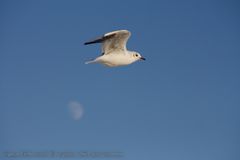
xmin=131 ymin=52 xmax=146 ymax=61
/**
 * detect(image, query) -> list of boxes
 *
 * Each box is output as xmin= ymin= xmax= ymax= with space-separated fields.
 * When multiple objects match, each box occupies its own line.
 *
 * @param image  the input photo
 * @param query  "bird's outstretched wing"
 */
xmin=84 ymin=30 xmax=131 ymax=54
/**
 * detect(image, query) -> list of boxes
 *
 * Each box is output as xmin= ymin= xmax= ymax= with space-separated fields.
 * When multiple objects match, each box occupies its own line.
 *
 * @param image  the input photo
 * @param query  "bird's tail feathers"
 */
xmin=85 ymin=59 xmax=97 ymax=64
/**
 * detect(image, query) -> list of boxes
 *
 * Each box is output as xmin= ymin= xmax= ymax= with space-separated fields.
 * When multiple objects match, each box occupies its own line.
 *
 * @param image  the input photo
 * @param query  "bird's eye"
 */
xmin=135 ymin=54 xmax=138 ymax=57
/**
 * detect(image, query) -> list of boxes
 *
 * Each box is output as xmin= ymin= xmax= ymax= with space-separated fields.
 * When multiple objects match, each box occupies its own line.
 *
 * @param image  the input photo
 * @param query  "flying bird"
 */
xmin=84 ymin=30 xmax=145 ymax=67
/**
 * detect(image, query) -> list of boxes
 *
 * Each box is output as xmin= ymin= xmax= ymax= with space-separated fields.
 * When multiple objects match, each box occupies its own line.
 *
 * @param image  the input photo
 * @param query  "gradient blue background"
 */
xmin=1 ymin=0 xmax=240 ymax=159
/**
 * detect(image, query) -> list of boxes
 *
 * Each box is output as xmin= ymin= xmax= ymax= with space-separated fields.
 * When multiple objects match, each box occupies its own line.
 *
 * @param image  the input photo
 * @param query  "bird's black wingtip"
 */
xmin=84 ymin=41 xmax=97 ymax=45
xmin=84 ymin=35 xmax=106 ymax=46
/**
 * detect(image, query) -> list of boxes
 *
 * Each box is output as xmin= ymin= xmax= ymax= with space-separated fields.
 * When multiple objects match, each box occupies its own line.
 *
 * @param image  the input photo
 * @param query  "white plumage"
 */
xmin=84 ymin=30 xmax=145 ymax=67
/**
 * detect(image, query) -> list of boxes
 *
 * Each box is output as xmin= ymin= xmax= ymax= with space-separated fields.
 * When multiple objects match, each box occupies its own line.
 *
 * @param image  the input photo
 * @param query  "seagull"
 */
xmin=84 ymin=30 xmax=145 ymax=67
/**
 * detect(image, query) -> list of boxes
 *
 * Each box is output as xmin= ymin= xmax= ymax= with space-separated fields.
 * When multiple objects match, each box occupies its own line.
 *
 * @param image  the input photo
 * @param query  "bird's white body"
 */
xmin=84 ymin=30 xmax=145 ymax=67
xmin=87 ymin=51 xmax=137 ymax=67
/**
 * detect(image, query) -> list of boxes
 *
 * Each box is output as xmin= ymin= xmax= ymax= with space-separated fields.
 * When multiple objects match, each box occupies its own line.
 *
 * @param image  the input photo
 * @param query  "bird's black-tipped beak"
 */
xmin=140 ymin=57 xmax=146 ymax=61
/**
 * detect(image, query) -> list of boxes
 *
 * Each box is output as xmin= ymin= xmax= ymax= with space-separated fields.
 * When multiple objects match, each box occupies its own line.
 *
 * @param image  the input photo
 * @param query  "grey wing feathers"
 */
xmin=84 ymin=30 xmax=131 ymax=54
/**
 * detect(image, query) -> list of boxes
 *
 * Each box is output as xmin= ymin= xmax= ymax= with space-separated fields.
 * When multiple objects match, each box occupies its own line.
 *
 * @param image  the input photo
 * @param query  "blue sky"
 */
xmin=0 ymin=0 xmax=240 ymax=159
